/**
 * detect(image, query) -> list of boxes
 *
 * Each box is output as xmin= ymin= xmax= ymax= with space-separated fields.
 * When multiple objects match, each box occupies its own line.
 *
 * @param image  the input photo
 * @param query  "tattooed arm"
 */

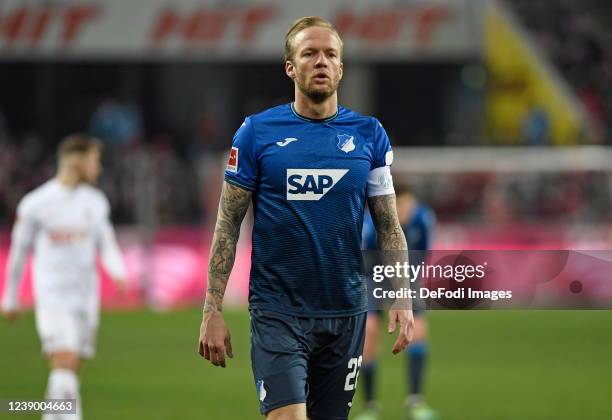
xmin=368 ymin=193 xmax=407 ymax=252
xmin=198 ymin=181 xmax=252 ymax=367
xmin=205 ymin=182 xmax=251 ymax=313
xmin=368 ymin=193 xmax=414 ymax=354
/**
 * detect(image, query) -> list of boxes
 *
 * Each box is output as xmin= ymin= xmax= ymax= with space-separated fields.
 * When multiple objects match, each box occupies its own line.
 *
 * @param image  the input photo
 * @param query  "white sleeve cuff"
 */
xmin=366 ymin=166 xmax=395 ymax=197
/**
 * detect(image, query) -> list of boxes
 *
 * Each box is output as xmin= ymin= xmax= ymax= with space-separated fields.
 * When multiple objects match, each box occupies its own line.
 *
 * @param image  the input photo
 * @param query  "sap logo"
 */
xmin=287 ymin=169 xmax=348 ymax=201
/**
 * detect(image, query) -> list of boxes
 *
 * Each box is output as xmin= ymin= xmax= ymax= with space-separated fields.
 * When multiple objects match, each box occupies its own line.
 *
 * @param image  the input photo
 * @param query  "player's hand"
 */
xmin=198 ymin=310 xmax=233 ymax=368
xmin=388 ymin=309 xmax=414 ymax=354
xmin=1 ymin=308 xmax=21 ymax=322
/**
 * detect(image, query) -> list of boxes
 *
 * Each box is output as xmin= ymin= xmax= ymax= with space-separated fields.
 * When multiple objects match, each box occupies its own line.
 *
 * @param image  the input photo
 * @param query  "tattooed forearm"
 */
xmin=368 ymin=193 xmax=411 ymax=310
xmin=367 ymin=194 xmax=408 ymax=251
xmin=204 ymin=182 xmax=252 ymax=313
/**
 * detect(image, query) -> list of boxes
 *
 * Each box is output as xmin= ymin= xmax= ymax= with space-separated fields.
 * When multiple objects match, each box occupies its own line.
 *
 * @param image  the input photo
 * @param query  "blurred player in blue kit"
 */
xmin=197 ymin=16 xmax=414 ymax=420
xmin=357 ymin=184 xmax=438 ymax=420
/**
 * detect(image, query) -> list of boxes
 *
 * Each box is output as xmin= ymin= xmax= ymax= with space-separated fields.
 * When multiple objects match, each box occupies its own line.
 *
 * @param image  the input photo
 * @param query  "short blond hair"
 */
xmin=57 ymin=133 xmax=102 ymax=161
xmin=284 ymin=16 xmax=343 ymax=62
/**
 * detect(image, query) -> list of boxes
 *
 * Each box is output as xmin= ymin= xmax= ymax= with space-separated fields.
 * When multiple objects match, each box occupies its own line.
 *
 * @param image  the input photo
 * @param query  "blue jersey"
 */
xmin=362 ymin=204 xmax=436 ymax=252
xmin=225 ymin=103 xmax=393 ymax=317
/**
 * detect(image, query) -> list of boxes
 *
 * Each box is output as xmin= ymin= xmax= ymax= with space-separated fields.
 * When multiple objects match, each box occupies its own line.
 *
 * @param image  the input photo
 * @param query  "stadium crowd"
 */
xmin=0 ymin=107 xmax=201 ymax=226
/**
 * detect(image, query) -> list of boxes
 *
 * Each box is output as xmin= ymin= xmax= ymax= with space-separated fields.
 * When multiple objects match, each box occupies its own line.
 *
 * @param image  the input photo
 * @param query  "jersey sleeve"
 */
xmin=366 ymin=118 xmax=395 ymax=197
xmin=97 ymin=194 xmax=127 ymax=283
xmin=11 ymin=198 xmax=38 ymax=249
xmin=224 ymin=117 xmax=258 ymax=191
xmin=1 ymin=197 xmax=38 ymax=311
xmin=371 ymin=118 xmax=393 ymax=170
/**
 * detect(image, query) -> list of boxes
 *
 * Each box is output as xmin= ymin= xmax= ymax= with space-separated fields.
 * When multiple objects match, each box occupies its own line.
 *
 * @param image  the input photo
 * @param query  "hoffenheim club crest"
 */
xmin=337 ymin=134 xmax=356 ymax=153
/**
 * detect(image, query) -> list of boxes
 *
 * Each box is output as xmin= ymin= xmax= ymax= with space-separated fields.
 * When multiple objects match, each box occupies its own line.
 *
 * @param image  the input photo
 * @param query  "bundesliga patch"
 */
xmin=227 ymin=147 xmax=238 ymax=173
xmin=385 ymin=150 xmax=394 ymax=165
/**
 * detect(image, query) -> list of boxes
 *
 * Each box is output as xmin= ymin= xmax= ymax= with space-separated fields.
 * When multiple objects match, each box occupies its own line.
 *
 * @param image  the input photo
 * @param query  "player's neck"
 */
xmin=293 ymin=92 xmax=338 ymax=120
xmin=55 ymin=171 xmax=81 ymax=189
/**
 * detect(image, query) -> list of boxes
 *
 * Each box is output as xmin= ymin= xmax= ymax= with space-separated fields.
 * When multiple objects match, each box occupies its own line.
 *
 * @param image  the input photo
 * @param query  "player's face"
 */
xmin=80 ymin=149 xmax=102 ymax=184
xmin=286 ymin=26 xmax=343 ymax=103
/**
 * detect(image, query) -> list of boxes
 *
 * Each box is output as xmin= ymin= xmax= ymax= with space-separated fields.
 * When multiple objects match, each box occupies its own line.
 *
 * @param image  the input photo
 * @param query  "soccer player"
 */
xmin=197 ymin=16 xmax=414 ymax=420
xmin=1 ymin=135 xmax=127 ymax=420
xmin=357 ymin=185 xmax=437 ymax=420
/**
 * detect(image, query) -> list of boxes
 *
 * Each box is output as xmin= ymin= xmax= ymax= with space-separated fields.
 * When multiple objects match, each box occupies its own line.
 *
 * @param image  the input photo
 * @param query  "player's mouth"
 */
xmin=313 ymin=73 xmax=330 ymax=83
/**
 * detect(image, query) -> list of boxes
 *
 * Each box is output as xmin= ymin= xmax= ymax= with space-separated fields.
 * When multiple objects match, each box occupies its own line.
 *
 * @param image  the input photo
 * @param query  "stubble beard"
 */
xmin=296 ymin=73 xmax=340 ymax=104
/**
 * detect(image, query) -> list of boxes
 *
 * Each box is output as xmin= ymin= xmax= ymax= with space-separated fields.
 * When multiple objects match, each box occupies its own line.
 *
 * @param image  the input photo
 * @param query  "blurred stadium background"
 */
xmin=1 ymin=0 xmax=611 ymax=419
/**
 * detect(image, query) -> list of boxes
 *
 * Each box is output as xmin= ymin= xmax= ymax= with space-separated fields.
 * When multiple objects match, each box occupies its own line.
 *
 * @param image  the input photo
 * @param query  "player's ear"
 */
xmin=339 ymin=61 xmax=343 ymax=81
xmin=285 ymin=60 xmax=296 ymax=80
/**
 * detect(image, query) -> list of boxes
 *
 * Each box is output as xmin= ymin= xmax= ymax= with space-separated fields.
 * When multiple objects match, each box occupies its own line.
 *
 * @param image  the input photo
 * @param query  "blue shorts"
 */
xmin=250 ymin=309 xmax=366 ymax=419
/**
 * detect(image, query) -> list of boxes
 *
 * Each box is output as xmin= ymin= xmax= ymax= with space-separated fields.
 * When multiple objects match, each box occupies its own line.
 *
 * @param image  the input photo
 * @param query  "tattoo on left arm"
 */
xmin=367 ymin=194 xmax=407 ymax=251
xmin=368 ymin=193 xmax=411 ymax=310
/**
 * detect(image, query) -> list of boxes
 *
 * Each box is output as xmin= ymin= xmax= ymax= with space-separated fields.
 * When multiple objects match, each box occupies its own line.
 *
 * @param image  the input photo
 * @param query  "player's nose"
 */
xmin=314 ymin=52 xmax=328 ymax=67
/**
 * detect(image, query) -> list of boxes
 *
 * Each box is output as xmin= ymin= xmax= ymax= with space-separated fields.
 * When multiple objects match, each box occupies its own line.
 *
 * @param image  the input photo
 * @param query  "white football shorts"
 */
xmin=35 ymin=308 xmax=99 ymax=358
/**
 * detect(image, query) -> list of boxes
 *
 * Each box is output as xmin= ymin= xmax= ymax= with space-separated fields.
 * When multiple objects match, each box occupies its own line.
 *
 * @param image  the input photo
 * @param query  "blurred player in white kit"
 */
xmin=1 ymin=134 xmax=127 ymax=419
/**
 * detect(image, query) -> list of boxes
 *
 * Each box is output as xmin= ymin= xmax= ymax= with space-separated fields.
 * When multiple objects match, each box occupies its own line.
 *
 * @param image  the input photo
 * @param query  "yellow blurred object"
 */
xmin=484 ymin=1 xmax=587 ymax=145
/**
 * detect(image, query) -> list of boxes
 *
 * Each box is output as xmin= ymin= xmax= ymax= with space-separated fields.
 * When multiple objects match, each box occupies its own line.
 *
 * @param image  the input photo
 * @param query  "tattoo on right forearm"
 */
xmin=204 ymin=182 xmax=251 ymax=313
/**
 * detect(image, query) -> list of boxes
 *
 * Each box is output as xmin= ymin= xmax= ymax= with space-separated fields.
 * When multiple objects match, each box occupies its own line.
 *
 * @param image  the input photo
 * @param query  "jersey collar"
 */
xmin=290 ymin=102 xmax=339 ymax=123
